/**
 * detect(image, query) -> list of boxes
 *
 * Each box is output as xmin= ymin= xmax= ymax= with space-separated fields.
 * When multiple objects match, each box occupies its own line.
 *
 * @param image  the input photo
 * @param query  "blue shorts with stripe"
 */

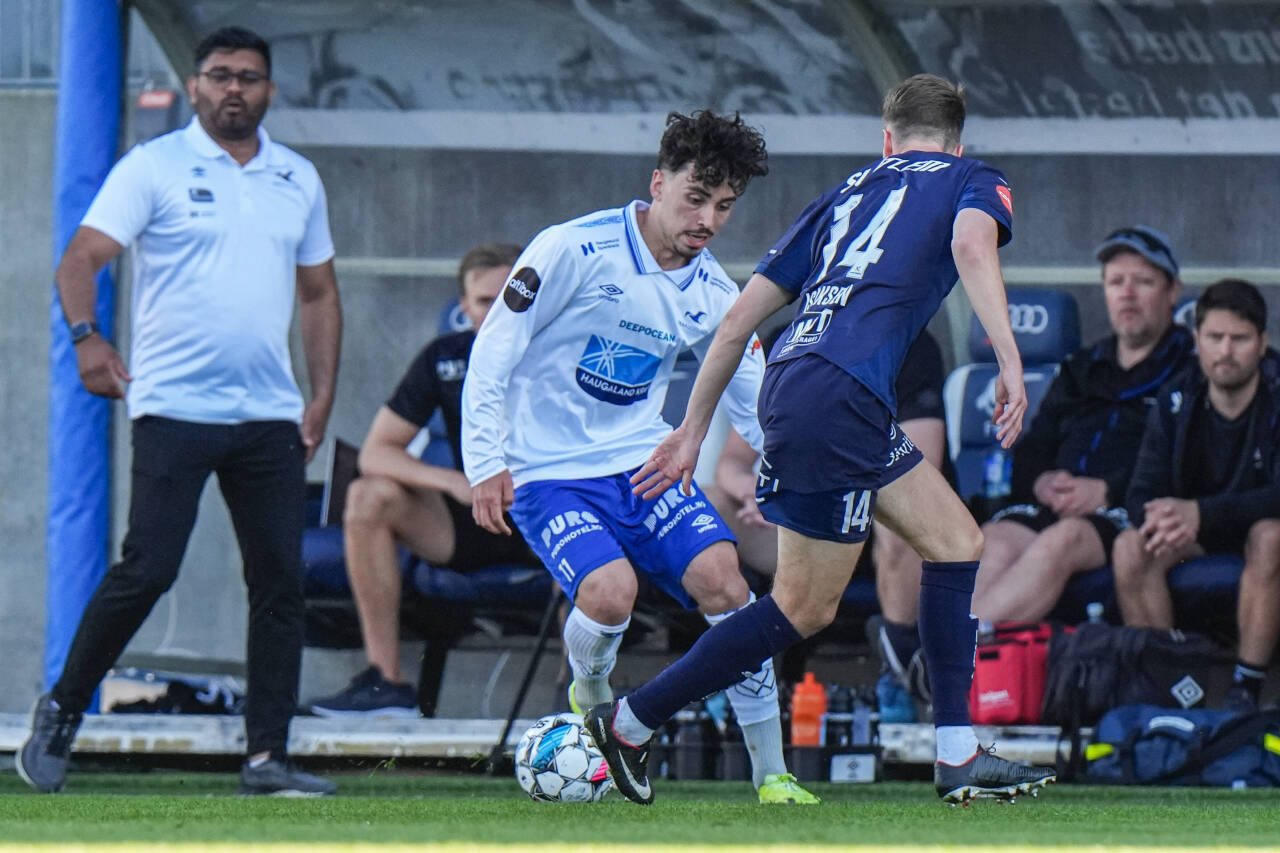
xmin=756 ymin=355 xmax=923 ymax=543
xmin=509 ymin=469 xmax=735 ymax=608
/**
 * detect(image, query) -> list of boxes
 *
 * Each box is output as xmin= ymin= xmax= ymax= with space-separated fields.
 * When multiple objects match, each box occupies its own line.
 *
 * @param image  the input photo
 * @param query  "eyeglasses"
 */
xmin=199 ymin=68 xmax=269 ymax=87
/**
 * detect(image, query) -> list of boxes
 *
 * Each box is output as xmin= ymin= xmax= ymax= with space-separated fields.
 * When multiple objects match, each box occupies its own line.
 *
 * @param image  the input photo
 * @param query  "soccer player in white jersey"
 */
xmin=462 ymin=111 xmax=816 ymax=804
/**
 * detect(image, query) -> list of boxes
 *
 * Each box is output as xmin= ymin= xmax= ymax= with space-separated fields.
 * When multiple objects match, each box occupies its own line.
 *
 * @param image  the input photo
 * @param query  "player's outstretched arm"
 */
xmin=952 ymin=208 xmax=1025 ymax=448
xmin=631 ymin=274 xmax=788 ymax=499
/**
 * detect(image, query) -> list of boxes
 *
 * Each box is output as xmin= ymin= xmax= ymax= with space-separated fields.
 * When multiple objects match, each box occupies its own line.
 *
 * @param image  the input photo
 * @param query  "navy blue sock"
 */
xmin=627 ymin=594 xmax=802 ymax=729
xmin=882 ymin=618 xmax=920 ymax=668
xmin=918 ymin=560 xmax=979 ymax=727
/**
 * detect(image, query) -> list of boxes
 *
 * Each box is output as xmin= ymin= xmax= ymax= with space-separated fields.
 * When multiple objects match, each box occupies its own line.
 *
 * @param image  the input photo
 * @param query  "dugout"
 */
xmin=5 ymin=0 xmax=1280 ymax=721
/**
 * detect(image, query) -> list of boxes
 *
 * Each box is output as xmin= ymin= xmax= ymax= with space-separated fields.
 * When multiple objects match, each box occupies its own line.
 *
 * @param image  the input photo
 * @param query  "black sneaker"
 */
xmin=238 ymin=757 xmax=337 ymax=797
xmin=308 ymin=667 xmax=418 ymax=718
xmin=584 ymin=701 xmax=654 ymax=805
xmin=1223 ymin=685 xmax=1259 ymax=715
xmin=869 ymin=615 xmax=931 ymax=702
xmin=935 ymin=746 xmax=1056 ymax=805
xmin=15 ymin=693 xmax=82 ymax=794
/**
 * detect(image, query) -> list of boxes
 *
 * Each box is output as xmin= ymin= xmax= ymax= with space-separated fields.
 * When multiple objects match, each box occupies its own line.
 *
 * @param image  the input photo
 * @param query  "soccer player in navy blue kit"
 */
xmin=588 ymin=74 xmax=1057 ymax=805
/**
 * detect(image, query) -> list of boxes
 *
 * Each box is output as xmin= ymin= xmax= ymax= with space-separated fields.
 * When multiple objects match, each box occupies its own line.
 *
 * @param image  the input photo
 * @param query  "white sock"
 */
xmin=741 ymin=716 xmax=787 ymax=788
xmin=612 ymin=697 xmax=654 ymax=746
xmin=935 ymin=725 xmax=979 ymax=765
xmin=705 ymin=593 xmax=786 ymax=787
xmin=563 ymin=607 xmax=628 ymax=708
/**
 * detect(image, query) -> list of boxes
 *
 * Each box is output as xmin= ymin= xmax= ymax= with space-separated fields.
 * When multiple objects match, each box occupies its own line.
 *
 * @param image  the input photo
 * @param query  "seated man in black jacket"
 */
xmin=1114 ymin=278 xmax=1280 ymax=713
xmin=972 ymin=227 xmax=1192 ymax=622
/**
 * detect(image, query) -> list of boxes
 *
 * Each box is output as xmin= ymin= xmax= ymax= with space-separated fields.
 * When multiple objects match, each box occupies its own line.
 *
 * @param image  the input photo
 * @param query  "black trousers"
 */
xmin=52 ymin=416 xmax=306 ymax=757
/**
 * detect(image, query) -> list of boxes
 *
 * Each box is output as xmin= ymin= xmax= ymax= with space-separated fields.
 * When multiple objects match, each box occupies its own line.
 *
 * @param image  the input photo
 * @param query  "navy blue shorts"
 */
xmin=509 ymin=470 xmax=735 ymax=608
xmin=756 ymin=355 xmax=923 ymax=543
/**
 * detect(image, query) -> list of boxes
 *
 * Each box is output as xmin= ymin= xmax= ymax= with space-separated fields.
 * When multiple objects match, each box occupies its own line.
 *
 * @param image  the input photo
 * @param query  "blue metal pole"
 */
xmin=46 ymin=0 xmax=122 ymax=700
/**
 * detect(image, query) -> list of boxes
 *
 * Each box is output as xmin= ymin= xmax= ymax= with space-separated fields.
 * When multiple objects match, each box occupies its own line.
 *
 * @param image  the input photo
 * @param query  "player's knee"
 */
xmin=574 ymin=570 xmax=637 ymax=625
xmin=1111 ymin=529 xmax=1147 ymax=583
xmin=683 ymin=548 xmax=750 ymax=615
xmin=1245 ymin=520 xmax=1280 ymax=570
xmin=343 ymin=476 xmax=402 ymax=526
xmin=693 ymin=573 xmax=750 ymax=617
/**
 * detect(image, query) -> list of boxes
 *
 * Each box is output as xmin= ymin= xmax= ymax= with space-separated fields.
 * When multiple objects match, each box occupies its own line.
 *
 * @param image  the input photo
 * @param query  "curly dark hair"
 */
xmin=656 ymin=110 xmax=768 ymax=195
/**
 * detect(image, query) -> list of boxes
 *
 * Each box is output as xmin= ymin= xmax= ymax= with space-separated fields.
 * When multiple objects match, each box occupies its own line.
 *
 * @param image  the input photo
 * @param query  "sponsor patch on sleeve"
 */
xmin=503 ymin=267 xmax=542 ymax=312
xmin=996 ymin=184 xmax=1013 ymax=215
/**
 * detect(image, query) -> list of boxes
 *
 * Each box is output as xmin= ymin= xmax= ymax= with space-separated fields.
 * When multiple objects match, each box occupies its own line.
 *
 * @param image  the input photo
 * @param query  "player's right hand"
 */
xmin=76 ymin=335 xmax=131 ymax=399
xmin=472 ymin=469 xmax=514 ymax=535
xmin=992 ymin=366 xmax=1026 ymax=449
xmin=631 ymin=425 xmax=700 ymax=500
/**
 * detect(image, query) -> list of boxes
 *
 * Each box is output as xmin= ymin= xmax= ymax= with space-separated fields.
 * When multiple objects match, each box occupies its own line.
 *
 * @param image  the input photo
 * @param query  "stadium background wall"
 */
xmin=5 ymin=0 xmax=1280 ymax=714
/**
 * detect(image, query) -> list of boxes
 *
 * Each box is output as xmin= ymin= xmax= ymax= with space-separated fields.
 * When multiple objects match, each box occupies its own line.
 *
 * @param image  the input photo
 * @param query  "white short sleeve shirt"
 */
xmin=81 ymin=117 xmax=335 ymax=423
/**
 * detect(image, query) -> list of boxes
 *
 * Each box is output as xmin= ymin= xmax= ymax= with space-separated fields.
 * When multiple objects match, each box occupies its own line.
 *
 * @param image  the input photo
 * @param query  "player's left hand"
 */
xmin=472 ymin=469 xmax=515 ymax=535
xmin=301 ymin=396 xmax=333 ymax=464
xmin=736 ymin=496 xmax=773 ymax=529
xmin=992 ymin=365 xmax=1027 ymax=449
xmin=631 ymin=425 xmax=701 ymax=500
xmin=1140 ymin=497 xmax=1199 ymax=555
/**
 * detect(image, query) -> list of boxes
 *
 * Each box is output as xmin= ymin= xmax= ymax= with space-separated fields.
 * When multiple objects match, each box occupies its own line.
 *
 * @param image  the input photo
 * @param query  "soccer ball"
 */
xmin=514 ymin=712 xmax=612 ymax=803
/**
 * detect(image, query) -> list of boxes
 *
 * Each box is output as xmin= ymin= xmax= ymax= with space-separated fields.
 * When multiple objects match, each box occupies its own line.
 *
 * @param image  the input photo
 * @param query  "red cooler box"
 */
xmin=969 ymin=622 xmax=1054 ymax=724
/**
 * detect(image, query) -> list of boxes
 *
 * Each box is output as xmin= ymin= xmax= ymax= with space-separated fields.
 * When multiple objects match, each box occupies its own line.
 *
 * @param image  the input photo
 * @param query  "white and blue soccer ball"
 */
xmin=514 ymin=712 xmax=612 ymax=803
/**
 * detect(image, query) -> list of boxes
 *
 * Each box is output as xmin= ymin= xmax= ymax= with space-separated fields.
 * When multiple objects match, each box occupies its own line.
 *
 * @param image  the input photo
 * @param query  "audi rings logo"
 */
xmin=1008 ymin=303 xmax=1049 ymax=335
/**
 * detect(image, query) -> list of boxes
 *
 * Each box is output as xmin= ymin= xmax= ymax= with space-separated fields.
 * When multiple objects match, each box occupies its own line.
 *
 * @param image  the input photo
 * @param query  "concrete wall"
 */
xmin=0 ymin=90 xmax=55 ymax=709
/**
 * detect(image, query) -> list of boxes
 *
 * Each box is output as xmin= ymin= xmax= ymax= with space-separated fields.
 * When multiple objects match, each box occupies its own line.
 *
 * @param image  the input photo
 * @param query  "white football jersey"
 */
xmin=463 ymin=200 xmax=764 ymax=488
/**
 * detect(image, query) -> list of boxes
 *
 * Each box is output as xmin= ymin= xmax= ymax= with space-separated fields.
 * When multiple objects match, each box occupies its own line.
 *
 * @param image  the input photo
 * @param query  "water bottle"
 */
xmin=875 ymin=672 xmax=917 ymax=724
xmin=983 ymin=448 xmax=1012 ymax=498
xmin=1086 ymin=601 xmax=1105 ymax=624
xmin=790 ymin=672 xmax=827 ymax=746
xmin=824 ymin=684 xmax=853 ymax=748
xmin=851 ymin=695 xmax=873 ymax=746
xmin=672 ymin=708 xmax=704 ymax=780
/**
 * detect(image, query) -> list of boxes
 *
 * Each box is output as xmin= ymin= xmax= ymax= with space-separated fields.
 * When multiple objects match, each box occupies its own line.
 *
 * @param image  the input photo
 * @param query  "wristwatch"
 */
xmin=68 ymin=320 xmax=99 ymax=344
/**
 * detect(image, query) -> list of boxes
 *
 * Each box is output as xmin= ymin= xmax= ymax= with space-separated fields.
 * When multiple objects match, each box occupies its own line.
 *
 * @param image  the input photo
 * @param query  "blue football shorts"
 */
xmin=509 ymin=470 xmax=736 ymax=608
xmin=755 ymin=354 xmax=923 ymax=543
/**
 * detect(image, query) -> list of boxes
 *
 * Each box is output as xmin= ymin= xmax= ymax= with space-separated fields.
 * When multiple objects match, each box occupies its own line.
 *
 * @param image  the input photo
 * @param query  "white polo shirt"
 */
xmin=81 ymin=117 xmax=335 ymax=423
xmin=462 ymin=201 xmax=764 ymax=488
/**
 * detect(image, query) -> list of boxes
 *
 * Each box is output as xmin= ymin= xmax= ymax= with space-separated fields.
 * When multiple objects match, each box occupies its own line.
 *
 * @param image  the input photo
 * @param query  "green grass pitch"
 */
xmin=2 ymin=770 xmax=1279 ymax=851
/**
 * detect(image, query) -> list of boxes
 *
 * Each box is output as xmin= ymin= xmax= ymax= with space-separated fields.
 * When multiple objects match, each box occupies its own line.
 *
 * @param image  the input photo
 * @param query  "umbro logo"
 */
xmin=190 ymin=166 xmax=206 ymax=177
xmin=597 ymin=284 xmax=624 ymax=303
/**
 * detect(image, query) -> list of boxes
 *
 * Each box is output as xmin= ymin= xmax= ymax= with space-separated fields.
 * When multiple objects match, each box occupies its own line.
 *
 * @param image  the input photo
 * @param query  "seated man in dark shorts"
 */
xmin=309 ymin=243 xmax=539 ymax=717
xmin=972 ymin=226 xmax=1192 ymax=622
xmin=1114 ymin=278 xmax=1280 ymax=714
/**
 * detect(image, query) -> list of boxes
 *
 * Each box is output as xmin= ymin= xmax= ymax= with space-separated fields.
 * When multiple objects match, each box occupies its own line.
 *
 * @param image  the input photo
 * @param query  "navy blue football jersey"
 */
xmin=759 ymin=151 xmax=1012 ymax=414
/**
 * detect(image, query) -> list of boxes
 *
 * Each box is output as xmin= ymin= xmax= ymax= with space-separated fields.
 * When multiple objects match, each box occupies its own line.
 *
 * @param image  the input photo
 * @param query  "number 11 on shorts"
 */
xmin=841 ymin=489 xmax=872 ymax=535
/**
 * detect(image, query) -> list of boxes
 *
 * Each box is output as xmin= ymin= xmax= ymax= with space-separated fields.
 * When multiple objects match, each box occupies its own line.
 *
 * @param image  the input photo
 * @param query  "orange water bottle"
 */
xmin=790 ymin=672 xmax=827 ymax=746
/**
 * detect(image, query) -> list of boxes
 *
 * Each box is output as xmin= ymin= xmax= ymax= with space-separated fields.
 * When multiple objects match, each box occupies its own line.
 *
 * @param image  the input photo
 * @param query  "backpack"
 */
xmin=1085 ymin=704 xmax=1280 ymax=787
xmin=1040 ymin=623 xmax=1223 ymax=728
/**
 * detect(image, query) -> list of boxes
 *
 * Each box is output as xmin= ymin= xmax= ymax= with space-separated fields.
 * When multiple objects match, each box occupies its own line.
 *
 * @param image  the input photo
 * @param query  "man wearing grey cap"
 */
xmin=971 ymin=226 xmax=1194 ymax=623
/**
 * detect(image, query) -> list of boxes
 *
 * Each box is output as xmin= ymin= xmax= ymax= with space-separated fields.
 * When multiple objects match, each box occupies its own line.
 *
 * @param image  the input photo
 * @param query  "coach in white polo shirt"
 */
xmin=18 ymin=27 xmax=341 ymax=797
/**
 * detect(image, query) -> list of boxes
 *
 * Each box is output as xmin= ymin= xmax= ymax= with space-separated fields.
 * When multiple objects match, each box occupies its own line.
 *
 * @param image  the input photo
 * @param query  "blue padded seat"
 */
xmin=1053 ymin=555 xmax=1244 ymax=642
xmin=944 ymin=288 xmax=1082 ymax=501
